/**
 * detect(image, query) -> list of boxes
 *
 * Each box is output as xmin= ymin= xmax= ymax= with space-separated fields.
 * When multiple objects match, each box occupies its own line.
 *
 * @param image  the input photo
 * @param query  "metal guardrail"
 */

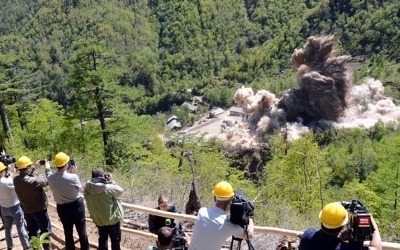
xmin=120 ymin=202 xmax=400 ymax=250
xmin=49 ymin=201 xmax=400 ymax=250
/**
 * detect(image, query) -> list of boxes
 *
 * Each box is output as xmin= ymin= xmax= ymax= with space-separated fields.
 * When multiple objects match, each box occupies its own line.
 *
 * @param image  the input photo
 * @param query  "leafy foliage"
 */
xmin=29 ymin=232 xmax=51 ymax=250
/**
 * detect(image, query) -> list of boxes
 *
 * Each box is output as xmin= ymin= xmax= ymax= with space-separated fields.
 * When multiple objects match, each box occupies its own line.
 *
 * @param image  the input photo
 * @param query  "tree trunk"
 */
xmin=14 ymin=94 xmax=28 ymax=147
xmin=0 ymin=95 xmax=11 ymax=134
xmin=95 ymin=87 xmax=109 ymax=164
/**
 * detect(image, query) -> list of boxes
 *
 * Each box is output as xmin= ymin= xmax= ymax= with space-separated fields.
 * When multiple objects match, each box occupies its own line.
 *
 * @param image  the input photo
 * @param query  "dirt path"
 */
xmin=0 ymin=219 xmax=98 ymax=250
xmin=0 ymin=223 xmax=67 ymax=250
xmin=0 ymin=218 xmax=136 ymax=250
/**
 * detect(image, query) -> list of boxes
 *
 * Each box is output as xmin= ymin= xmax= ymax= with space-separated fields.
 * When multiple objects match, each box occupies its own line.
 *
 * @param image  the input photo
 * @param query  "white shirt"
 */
xmin=0 ymin=176 xmax=20 ymax=208
xmin=189 ymin=206 xmax=244 ymax=250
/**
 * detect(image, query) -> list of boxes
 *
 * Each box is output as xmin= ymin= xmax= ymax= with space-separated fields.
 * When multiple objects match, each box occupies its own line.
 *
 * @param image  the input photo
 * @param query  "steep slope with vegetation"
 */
xmin=1 ymin=0 xmax=400 ymax=244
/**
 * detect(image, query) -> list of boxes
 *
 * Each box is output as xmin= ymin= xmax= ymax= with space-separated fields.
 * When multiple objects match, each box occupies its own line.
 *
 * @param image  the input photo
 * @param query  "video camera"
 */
xmin=0 ymin=153 xmax=16 ymax=178
xmin=173 ymin=223 xmax=187 ymax=250
xmin=0 ymin=153 xmax=16 ymax=166
xmin=230 ymin=190 xmax=254 ymax=228
xmin=341 ymin=200 xmax=375 ymax=243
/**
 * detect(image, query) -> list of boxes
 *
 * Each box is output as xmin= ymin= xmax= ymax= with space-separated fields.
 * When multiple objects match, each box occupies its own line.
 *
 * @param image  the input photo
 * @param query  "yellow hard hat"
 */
xmin=0 ymin=162 xmax=6 ymax=172
xmin=16 ymin=156 xmax=33 ymax=169
xmin=319 ymin=202 xmax=348 ymax=229
xmin=53 ymin=152 xmax=70 ymax=167
xmin=212 ymin=181 xmax=234 ymax=200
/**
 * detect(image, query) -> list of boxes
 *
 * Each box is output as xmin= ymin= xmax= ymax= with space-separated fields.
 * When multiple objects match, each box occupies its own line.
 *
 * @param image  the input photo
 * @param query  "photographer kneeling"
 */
xmin=299 ymin=202 xmax=382 ymax=250
xmin=148 ymin=226 xmax=191 ymax=250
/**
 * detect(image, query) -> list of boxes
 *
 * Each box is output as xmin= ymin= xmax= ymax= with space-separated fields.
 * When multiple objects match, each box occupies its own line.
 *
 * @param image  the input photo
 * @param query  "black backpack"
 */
xmin=230 ymin=190 xmax=254 ymax=227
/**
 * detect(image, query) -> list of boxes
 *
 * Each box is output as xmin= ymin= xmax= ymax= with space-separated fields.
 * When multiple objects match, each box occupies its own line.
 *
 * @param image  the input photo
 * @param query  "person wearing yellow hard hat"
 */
xmin=47 ymin=152 xmax=89 ymax=250
xmin=189 ymin=181 xmax=254 ymax=250
xmin=0 ymin=162 xmax=31 ymax=249
xmin=299 ymin=201 xmax=382 ymax=250
xmin=13 ymin=155 xmax=52 ymax=250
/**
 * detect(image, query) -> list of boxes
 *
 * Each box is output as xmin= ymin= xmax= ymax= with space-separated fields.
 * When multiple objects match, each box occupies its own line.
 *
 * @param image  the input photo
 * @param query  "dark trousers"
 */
xmin=0 ymin=208 xmax=4 ymax=227
xmin=57 ymin=197 xmax=89 ymax=250
xmin=97 ymin=222 xmax=121 ymax=250
xmin=25 ymin=209 xmax=52 ymax=250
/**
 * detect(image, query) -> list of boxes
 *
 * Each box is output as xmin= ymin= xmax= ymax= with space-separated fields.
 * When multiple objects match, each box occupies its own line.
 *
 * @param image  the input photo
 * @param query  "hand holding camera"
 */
xmin=36 ymin=159 xmax=51 ymax=170
xmin=104 ymin=173 xmax=112 ymax=181
xmin=67 ymin=159 xmax=77 ymax=173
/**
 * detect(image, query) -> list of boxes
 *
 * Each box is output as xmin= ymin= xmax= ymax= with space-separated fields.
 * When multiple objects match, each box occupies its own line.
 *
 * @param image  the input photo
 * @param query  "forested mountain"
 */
xmin=1 ymin=0 xmax=399 ymax=114
xmin=1 ymin=0 xmax=400 ymax=244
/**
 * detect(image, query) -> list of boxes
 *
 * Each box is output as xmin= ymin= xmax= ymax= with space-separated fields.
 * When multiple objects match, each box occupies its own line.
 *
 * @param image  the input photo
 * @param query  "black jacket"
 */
xmin=148 ymin=204 xmax=179 ymax=234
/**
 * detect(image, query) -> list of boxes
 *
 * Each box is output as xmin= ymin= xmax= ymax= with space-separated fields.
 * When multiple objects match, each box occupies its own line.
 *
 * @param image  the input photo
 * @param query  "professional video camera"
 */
xmin=230 ymin=190 xmax=254 ymax=228
xmin=229 ymin=190 xmax=256 ymax=250
xmin=173 ymin=223 xmax=187 ymax=250
xmin=0 ymin=153 xmax=16 ymax=166
xmin=341 ymin=200 xmax=375 ymax=243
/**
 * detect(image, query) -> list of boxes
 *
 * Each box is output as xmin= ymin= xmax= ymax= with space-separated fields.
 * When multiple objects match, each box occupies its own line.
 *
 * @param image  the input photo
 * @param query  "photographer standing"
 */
xmin=13 ymin=155 xmax=52 ymax=250
xmin=84 ymin=167 xmax=124 ymax=250
xmin=47 ymin=152 xmax=89 ymax=250
xmin=0 ymin=149 xmax=16 ymax=229
xmin=299 ymin=202 xmax=382 ymax=250
xmin=189 ymin=181 xmax=254 ymax=250
xmin=0 ymin=162 xmax=31 ymax=249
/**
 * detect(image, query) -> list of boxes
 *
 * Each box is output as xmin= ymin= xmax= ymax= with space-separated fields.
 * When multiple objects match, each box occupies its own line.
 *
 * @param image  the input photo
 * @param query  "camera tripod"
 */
xmin=229 ymin=225 xmax=255 ymax=250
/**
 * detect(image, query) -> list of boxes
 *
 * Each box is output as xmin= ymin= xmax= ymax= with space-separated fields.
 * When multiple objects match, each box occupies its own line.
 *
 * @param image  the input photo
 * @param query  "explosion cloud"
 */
xmin=231 ymin=35 xmax=400 ymax=144
xmin=279 ymin=35 xmax=352 ymax=122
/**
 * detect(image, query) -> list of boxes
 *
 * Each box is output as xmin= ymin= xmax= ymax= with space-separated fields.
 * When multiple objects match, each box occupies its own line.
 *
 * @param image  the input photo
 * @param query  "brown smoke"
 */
xmin=278 ymin=35 xmax=352 ymax=122
xmin=224 ymin=36 xmax=400 ymax=145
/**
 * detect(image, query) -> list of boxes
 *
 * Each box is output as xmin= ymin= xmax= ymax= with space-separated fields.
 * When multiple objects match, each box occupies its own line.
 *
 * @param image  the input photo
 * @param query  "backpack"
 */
xmin=229 ymin=190 xmax=254 ymax=228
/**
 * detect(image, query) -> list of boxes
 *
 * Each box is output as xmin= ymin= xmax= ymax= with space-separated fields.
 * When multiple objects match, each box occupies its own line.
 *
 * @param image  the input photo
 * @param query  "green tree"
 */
xmin=67 ymin=39 xmax=120 ymax=164
xmin=365 ymin=135 xmax=400 ymax=239
xmin=0 ymin=35 xmax=40 ymax=146
xmin=18 ymin=99 xmax=73 ymax=154
xmin=262 ymin=133 xmax=329 ymax=218
xmin=327 ymin=129 xmax=377 ymax=185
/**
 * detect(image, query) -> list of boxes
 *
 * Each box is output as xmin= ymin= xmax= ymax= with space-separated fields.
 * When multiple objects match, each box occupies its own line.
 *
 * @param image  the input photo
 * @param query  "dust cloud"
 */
xmin=232 ymin=35 xmax=400 ymax=144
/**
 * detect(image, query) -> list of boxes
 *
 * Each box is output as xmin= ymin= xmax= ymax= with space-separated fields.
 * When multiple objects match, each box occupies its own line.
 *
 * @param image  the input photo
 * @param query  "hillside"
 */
xmin=0 ymin=0 xmax=399 ymax=116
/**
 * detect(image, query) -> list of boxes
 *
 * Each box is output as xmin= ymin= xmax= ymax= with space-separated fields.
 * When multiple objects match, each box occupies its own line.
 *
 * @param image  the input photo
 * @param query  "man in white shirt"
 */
xmin=0 ymin=162 xmax=31 ymax=249
xmin=189 ymin=181 xmax=254 ymax=250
